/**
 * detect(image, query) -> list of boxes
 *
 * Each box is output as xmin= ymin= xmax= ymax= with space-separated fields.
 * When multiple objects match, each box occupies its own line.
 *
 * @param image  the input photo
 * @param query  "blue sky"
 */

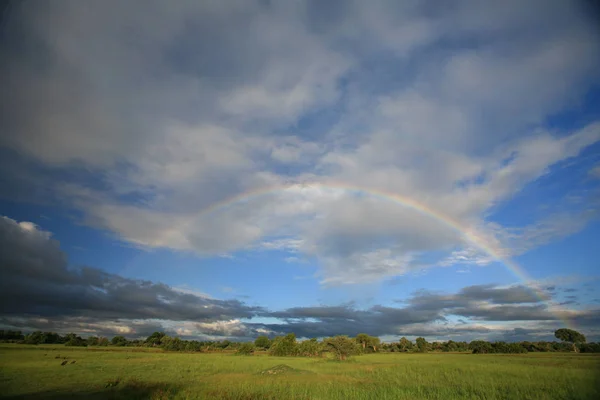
xmin=0 ymin=0 xmax=599 ymax=342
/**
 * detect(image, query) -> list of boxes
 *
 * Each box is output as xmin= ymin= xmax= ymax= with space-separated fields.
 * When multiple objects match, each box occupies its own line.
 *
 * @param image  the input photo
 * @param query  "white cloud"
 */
xmin=1 ymin=0 xmax=599 ymax=285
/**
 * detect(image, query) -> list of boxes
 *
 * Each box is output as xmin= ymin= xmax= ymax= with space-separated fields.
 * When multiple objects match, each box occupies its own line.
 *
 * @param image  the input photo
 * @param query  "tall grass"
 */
xmin=1 ymin=344 xmax=598 ymax=399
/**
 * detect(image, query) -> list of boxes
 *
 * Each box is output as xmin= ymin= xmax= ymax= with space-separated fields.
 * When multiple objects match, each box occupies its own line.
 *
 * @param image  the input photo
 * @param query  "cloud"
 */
xmin=4 ymin=216 xmax=600 ymax=341
xmin=0 ymin=217 xmax=263 ymax=323
xmin=0 ymin=0 xmax=599 ymax=285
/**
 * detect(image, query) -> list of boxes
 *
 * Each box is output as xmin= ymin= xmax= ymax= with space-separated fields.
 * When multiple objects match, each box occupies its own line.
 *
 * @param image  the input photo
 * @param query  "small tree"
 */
xmin=469 ymin=340 xmax=493 ymax=354
xmin=554 ymin=329 xmax=586 ymax=353
xmin=254 ymin=335 xmax=271 ymax=349
xmin=298 ymin=338 xmax=324 ymax=357
xmin=324 ymin=335 xmax=360 ymax=361
xmin=145 ymin=331 xmax=166 ymax=347
xmin=64 ymin=333 xmax=87 ymax=347
xmin=269 ymin=333 xmax=298 ymax=356
xmin=416 ymin=337 xmax=428 ymax=353
xmin=355 ymin=333 xmax=371 ymax=351
xmin=236 ymin=342 xmax=255 ymax=355
xmin=398 ymin=337 xmax=413 ymax=352
xmin=111 ymin=335 xmax=128 ymax=347
xmin=369 ymin=336 xmax=381 ymax=352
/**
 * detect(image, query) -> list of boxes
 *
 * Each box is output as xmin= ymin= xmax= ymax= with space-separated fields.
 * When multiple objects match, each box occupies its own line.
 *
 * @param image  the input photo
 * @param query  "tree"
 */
xmin=355 ymin=333 xmax=371 ymax=351
xmin=555 ymin=329 xmax=586 ymax=353
xmin=65 ymin=333 xmax=87 ymax=347
xmin=236 ymin=342 xmax=255 ymax=355
xmin=269 ymin=333 xmax=298 ymax=356
xmin=219 ymin=340 xmax=232 ymax=349
xmin=111 ymin=335 xmax=128 ymax=346
xmin=469 ymin=340 xmax=493 ymax=354
xmin=369 ymin=336 xmax=381 ymax=352
xmin=298 ymin=338 xmax=324 ymax=357
xmin=398 ymin=337 xmax=413 ymax=352
xmin=254 ymin=335 xmax=271 ymax=349
xmin=416 ymin=337 xmax=428 ymax=353
xmin=145 ymin=331 xmax=166 ymax=347
xmin=324 ymin=335 xmax=360 ymax=361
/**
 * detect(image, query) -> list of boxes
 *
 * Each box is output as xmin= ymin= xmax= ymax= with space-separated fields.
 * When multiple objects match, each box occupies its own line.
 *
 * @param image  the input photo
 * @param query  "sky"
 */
xmin=0 ymin=0 xmax=599 ymax=343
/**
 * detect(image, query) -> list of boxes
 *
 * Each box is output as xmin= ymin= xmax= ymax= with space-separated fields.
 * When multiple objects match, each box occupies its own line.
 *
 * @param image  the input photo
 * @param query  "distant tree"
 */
xmin=111 ymin=335 xmax=128 ymax=347
xmin=145 ymin=331 xmax=166 ymax=347
xmin=24 ymin=331 xmax=62 ymax=345
xmin=65 ymin=333 xmax=87 ymax=347
xmin=554 ymin=329 xmax=586 ymax=353
xmin=369 ymin=336 xmax=381 ymax=352
xmin=254 ymin=335 xmax=271 ymax=349
xmin=298 ymin=338 xmax=324 ymax=357
xmin=97 ymin=337 xmax=109 ymax=346
xmin=416 ymin=337 xmax=428 ymax=353
xmin=219 ymin=340 xmax=232 ymax=349
xmin=269 ymin=333 xmax=298 ymax=356
xmin=579 ymin=343 xmax=600 ymax=353
xmin=355 ymin=333 xmax=371 ymax=351
xmin=444 ymin=340 xmax=458 ymax=352
xmin=162 ymin=336 xmax=185 ymax=351
xmin=469 ymin=340 xmax=493 ymax=354
xmin=236 ymin=342 xmax=255 ymax=355
xmin=87 ymin=336 xmax=99 ymax=346
xmin=398 ymin=337 xmax=413 ymax=352
xmin=325 ymin=335 xmax=360 ymax=361
xmin=0 ymin=330 xmax=24 ymax=342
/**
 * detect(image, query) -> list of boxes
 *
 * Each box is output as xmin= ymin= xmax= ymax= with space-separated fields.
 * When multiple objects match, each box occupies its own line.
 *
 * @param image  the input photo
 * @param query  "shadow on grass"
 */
xmin=1 ymin=381 xmax=179 ymax=400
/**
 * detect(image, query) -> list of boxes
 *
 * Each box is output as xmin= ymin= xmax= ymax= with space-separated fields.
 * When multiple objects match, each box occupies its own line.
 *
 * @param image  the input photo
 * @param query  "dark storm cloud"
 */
xmin=458 ymin=284 xmax=541 ymax=304
xmin=0 ymin=316 xmax=169 ymax=339
xmin=0 ymin=217 xmax=264 ymax=323
xmin=2 ymin=215 xmax=599 ymax=341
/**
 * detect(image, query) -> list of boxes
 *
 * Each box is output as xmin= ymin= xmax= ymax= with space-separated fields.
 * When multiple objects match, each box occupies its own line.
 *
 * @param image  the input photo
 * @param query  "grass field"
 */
xmin=1 ymin=344 xmax=599 ymax=399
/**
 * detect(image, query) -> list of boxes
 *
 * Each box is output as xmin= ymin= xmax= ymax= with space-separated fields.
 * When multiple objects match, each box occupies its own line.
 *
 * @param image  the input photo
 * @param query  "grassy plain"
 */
xmin=1 ymin=344 xmax=599 ymax=399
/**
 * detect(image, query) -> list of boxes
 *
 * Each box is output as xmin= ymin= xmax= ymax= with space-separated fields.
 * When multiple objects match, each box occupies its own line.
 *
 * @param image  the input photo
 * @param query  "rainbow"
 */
xmin=165 ymin=181 xmax=576 ymax=329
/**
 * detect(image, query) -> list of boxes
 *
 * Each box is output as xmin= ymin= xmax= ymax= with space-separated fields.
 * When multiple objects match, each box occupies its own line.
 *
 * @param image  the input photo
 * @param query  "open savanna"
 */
xmin=1 ymin=344 xmax=599 ymax=400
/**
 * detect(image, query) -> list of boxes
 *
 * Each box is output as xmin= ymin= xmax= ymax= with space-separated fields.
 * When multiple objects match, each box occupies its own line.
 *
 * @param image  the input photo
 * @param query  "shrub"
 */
xmin=324 ymin=335 xmax=360 ymax=361
xmin=236 ymin=342 xmax=255 ymax=355
xmin=416 ymin=337 xmax=428 ymax=353
xmin=254 ymin=335 xmax=271 ymax=349
xmin=298 ymin=338 xmax=324 ymax=357
xmin=269 ymin=334 xmax=298 ymax=356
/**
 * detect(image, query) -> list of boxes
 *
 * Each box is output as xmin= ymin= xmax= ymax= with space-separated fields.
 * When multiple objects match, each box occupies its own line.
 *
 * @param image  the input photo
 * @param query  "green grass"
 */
xmin=1 ymin=344 xmax=599 ymax=399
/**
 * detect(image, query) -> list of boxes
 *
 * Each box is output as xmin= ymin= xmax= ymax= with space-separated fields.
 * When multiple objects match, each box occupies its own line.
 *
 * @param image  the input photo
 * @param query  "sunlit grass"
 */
xmin=1 ymin=344 xmax=598 ymax=399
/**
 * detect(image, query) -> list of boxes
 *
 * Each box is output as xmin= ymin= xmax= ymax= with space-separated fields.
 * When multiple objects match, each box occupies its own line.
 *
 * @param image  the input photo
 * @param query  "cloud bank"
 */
xmin=1 ymin=216 xmax=599 ymax=341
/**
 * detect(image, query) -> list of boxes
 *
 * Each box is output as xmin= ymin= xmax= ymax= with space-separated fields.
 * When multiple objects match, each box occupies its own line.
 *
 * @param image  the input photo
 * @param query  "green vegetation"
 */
xmin=4 ymin=329 xmax=599 ymax=354
xmin=235 ymin=342 xmax=255 ymax=356
xmin=253 ymin=335 xmax=271 ymax=350
xmin=324 ymin=335 xmax=360 ymax=360
xmin=1 ymin=344 xmax=599 ymax=399
xmin=555 ymin=328 xmax=587 ymax=353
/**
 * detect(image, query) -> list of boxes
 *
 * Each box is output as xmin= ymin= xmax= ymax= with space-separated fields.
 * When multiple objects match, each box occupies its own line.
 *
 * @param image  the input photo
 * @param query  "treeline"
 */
xmin=2 ymin=330 xmax=598 ymax=356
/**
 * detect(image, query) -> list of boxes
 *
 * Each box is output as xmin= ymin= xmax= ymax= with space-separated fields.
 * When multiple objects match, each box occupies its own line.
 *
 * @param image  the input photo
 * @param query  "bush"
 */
xmin=324 ymin=335 xmax=360 ymax=361
xmin=254 ymin=335 xmax=271 ymax=349
xmin=269 ymin=334 xmax=298 ymax=356
xmin=298 ymin=338 xmax=324 ymax=357
xmin=416 ymin=337 xmax=428 ymax=353
xmin=65 ymin=337 xmax=87 ymax=347
xmin=236 ymin=342 xmax=255 ymax=355
xmin=111 ymin=336 xmax=128 ymax=347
